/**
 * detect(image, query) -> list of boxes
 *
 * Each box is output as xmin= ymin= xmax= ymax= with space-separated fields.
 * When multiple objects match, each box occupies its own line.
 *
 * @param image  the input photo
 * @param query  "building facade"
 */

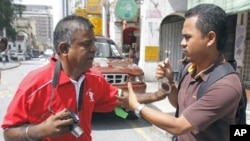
xmin=138 ymin=0 xmax=187 ymax=81
xmin=9 ymin=17 xmax=35 ymax=54
xmin=63 ymin=0 xmax=187 ymax=81
xmin=22 ymin=5 xmax=53 ymax=49
xmin=7 ymin=4 xmax=54 ymax=57
xmin=63 ymin=0 xmax=250 ymax=87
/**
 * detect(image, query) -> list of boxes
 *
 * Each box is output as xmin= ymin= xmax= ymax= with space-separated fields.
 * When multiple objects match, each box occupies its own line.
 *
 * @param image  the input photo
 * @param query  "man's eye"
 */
xmin=81 ymin=41 xmax=94 ymax=48
xmin=183 ymin=36 xmax=190 ymax=41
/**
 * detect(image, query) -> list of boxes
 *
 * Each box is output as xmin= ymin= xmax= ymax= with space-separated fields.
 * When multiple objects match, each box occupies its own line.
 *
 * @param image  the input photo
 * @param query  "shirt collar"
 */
xmin=49 ymin=57 xmax=86 ymax=86
xmin=187 ymin=54 xmax=226 ymax=80
xmin=70 ymin=75 xmax=85 ymax=85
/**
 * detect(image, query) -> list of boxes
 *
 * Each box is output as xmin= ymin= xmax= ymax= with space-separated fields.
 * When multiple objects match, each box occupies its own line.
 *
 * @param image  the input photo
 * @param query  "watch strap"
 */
xmin=134 ymin=104 xmax=145 ymax=118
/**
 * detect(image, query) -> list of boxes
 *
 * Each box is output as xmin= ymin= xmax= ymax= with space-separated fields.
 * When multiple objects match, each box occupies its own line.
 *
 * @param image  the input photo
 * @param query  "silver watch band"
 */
xmin=134 ymin=104 xmax=145 ymax=118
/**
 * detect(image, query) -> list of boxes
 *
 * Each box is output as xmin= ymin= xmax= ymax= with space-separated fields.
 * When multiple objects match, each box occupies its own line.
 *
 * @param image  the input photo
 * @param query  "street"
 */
xmin=0 ymin=59 xmax=173 ymax=141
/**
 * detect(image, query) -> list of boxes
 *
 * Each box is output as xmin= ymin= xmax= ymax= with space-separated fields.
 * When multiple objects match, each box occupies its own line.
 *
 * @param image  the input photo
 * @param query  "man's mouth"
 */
xmin=88 ymin=57 xmax=94 ymax=60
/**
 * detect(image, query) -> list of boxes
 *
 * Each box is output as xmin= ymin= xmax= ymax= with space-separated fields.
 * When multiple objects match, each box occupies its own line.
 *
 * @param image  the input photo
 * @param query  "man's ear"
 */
xmin=206 ymin=31 xmax=216 ymax=47
xmin=58 ymin=42 xmax=69 ymax=55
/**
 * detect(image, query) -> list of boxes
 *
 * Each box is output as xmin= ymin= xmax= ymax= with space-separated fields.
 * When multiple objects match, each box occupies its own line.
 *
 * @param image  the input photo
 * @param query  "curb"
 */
xmin=0 ymin=62 xmax=21 ymax=70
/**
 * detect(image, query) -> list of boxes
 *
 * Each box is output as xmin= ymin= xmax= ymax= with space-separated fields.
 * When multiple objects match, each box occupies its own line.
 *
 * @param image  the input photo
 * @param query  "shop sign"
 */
xmin=145 ymin=46 xmax=159 ymax=61
xmin=75 ymin=8 xmax=87 ymax=17
xmin=86 ymin=0 xmax=102 ymax=14
xmin=88 ymin=16 xmax=102 ymax=35
xmin=114 ymin=0 xmax=138 ymax=21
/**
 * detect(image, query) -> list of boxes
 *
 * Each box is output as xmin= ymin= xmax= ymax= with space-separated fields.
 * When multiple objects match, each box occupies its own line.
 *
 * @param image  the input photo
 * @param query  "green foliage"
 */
xmin=0 ymin=0 xmax=26 ymax=41
xmin=13 ymin=3 xmax=26 ymax=18
xmin=6 ymin=26 xmax=17 ymax=41
xmin=0 ymin=0 xmax=14 ymax=37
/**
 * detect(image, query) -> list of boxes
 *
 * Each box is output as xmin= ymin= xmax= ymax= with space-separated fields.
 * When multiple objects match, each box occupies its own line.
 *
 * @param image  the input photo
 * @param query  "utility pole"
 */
xmin=102 ymin=0 xmax=108 ymax=37
xmin=3 ymin=27 xmax=6 ymax=37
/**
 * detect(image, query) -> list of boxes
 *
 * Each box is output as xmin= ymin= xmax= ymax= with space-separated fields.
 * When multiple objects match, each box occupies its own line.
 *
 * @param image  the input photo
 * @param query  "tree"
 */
xmin=0 ymin=0 xmax=15 ymax=39
xmin=0 ymin=0 xmax=25 ymax=41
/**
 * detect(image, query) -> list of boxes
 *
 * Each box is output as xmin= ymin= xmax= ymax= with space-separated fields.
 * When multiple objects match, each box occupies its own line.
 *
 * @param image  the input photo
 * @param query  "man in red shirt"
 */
xmin=1 ymin=15 xmax=168 ymax=141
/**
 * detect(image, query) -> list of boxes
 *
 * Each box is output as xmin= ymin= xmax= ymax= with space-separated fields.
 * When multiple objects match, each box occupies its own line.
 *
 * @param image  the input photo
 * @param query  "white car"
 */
xmin=17 ymin=53 xmax=26 ymax=61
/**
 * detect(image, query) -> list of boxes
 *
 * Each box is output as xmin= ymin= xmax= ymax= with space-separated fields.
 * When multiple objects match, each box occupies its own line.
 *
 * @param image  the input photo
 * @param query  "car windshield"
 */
xmin=95 ymin=38 xmax=122 ymax=58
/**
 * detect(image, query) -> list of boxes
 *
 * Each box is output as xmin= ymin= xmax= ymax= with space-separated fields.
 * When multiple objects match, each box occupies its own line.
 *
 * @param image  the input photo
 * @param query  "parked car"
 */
xmin=93 ymin=36 xmax=146 ymax=93
xmin=10 ymin=50 xmax=18 ymax=60
xmin=17 ymin=53 xmax=26 ymax=61
xmin=24 ymin=54 xmax=32 ymax=60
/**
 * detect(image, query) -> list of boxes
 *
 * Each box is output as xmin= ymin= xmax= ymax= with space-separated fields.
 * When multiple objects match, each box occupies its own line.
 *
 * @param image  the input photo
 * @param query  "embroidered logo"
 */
xmin=86 ymin=89 xmax=94 ymax=102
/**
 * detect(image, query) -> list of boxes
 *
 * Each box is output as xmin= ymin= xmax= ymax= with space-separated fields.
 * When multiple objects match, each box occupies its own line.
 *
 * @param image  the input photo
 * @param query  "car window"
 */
xmin=95 ymin=42 xmax=109 ymax=57
xmin=95 ymin=38 xmax=122 ymax=58
xmin=110 ymin=44 xmax=120 ymax=57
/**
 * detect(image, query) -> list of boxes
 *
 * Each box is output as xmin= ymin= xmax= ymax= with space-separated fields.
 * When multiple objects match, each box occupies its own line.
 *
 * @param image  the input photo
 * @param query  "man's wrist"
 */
xmin=25 ymin=125 xmax=38 ymax=141
xmin=168 ymin=77 xmax=176 ymax=88
xmin=168 ymin=77 xmax=175 ymax=84
xmin=134 ymin=104 xmax=145 ymax=118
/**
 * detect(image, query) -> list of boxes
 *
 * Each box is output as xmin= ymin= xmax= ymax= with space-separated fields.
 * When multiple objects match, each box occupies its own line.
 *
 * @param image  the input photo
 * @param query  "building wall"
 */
xmin=188 ymin=0 xmax=250 ymax=14
xmin=8 ymin=36 xmax=28 ymax=53
xmin=159 ymin=16 xmax=184 ymax=80
xmin=23 ymin=5 xmax=53 ymax=48
xmin=139 ymin=0 xmax=187 ymax=81
xmin=243 ymin=12 xmax=250 ymax=88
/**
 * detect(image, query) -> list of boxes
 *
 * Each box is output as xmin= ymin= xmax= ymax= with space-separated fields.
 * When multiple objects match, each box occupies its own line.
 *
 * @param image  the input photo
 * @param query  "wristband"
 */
xmin=25 ymin=125 xmax=37 ymax=141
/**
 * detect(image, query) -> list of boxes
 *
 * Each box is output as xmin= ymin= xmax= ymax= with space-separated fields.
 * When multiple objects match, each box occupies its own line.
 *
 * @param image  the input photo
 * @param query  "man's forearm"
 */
xmin=4 ymin=125 xmax=29 ymax=141
xmin=4 ymin=124 xmax=45 ymax=141
xmin=136 ymin=90 xmax=168 ymax=104
xmin=136 ymin=79 xmax=178 ymax=107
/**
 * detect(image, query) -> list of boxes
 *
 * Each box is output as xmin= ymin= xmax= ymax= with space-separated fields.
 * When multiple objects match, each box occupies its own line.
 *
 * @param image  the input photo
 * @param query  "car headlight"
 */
xmin=129 ymin=75 xmax=145 ymax=83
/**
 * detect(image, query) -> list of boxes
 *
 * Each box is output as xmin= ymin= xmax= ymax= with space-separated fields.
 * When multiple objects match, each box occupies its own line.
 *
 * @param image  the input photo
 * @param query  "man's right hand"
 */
xmin=155 ymin=58 xmax=173 ymax=80
xmin=3 ymin=109 xmax=75 ymax=141
xmin=37 ymin=108 xmax=74 ymax=138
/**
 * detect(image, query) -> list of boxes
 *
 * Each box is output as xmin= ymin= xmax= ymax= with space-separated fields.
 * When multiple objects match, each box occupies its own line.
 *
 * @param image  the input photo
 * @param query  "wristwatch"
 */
xmin=134 ymin=104 xmax=145 ymax=118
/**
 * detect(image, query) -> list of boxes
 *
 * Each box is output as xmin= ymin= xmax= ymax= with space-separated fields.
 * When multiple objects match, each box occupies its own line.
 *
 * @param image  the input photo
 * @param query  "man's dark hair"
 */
xmin=185 ymin=4 xmax=227 ymax=51
xmin=0 ymin=37 xmax=8 ymax=52
xmin=53 ymin=15 xmax=94 ymax=53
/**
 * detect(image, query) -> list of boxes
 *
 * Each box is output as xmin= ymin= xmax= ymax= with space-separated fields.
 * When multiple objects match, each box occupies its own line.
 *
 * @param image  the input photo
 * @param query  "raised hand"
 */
xmin=155 ymin=58 xmax=173 ymax=80
xmin=116 ymin=82 xmax=140 ymax=111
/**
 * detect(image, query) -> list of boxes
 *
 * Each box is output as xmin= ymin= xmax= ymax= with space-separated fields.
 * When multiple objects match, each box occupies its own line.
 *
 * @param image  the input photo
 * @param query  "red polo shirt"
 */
xmin=1 ymin=58 xmax=118 ymax=141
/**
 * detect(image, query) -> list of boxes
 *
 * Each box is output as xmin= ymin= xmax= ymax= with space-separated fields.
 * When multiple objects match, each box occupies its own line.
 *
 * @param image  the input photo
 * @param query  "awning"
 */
xmin=188 ymin=0 xmax=250 ymax=14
